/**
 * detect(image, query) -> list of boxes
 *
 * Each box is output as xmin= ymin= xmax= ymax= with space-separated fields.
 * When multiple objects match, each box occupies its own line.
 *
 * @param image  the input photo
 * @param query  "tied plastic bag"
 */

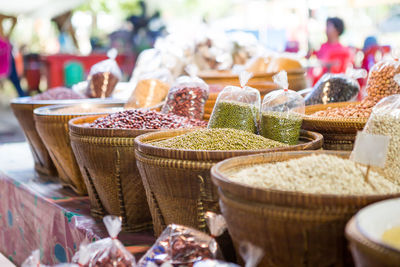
xmin=125 ymin=68 xmax=172 ymax=109
xmin=86 ymin=48 xmax=122 ymax=98
xmin=208 ymin=71 xmax=261 ymax=133
xmin=72 ymin=216 xmax=135 ymax=267
xmin=305 ymin=68 xmax=367 ymax=105
xmin=239 ymin=242 xmax=264 ymax=267
xmin=138 ymin=224 xmax=223 ymax=266
xmin=364 ymin=82 xmax=400 ymax=184
xmin=260 ymin=71 xmax=304 ymax=145
xmin=365 ymin=57 xmax=400 ymax=103
xmin=161 ymin=65 xmax=209 ymax=120
xmin=193 ymin=260 xmax=239 ymax=267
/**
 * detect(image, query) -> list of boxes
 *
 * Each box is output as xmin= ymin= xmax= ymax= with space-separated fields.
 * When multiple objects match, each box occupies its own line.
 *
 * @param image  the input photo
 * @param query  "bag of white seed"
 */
xmin=364 ymin=90 xmax=400 ymax=184
xmin=208 ymin=71 xmax=261 ymax=133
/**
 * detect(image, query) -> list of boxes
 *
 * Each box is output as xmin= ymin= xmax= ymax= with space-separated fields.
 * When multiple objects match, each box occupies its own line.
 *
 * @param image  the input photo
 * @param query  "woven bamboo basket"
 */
xmin=199 ymin=68 xmax=307 ymax=91
xmin=302 ymin=102 xmax=368 ymax=151
xmin=10 ymin=97 xmax=108 ymax=176
xmin=134 ymin=129 xmax=323 ymax=236
xmin=211 ymin=150 xmax=400 ymax=267
xmin=34 ymin=102 xmax=124 ymax=195
xmin=68 ymin=115 xmax=158 ymax=232
xmin=346 ymin=217 xmax=400 ymax=267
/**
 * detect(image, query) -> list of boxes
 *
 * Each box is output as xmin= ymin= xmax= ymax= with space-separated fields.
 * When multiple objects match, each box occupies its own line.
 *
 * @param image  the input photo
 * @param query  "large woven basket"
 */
xmin=346 ymin=217 xmax=400 ymax=267
xmin=10 ymin=97 xmax=105 ymax=176
xmin=34 ymin=102 xmax=124 ymax=195
xmin=302 ymin=102 xmax=368 ymax=151
xmin=199 ymin=68 xmax=307 ymax=91
xmin=134 ymin=129 xmax=323 ymax=236
xmin=211 ymin=150 xmax=400 ymax=267
xmin=69 ymin=115 xmax=156 ymax=232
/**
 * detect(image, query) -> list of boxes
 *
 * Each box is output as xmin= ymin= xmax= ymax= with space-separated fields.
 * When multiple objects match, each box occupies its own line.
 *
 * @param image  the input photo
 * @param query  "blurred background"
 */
xmin=1 ymin=0 xmax=399 ymax=141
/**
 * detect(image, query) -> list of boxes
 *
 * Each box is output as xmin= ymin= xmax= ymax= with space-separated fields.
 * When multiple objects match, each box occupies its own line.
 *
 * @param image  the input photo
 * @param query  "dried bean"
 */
xmin=208 ymin=100 xmax=259 ymax=133
xmin=87 ymin=72 xmax=119 ymax=98
xmin=260 ymin=111 xmax=303 ymax=145
xmin=31 ymin=87 xmax=86 ymax=100
xmin=151 ymin=128 xmax=286 ymax=151
xmin=305 ymin=74 xmax=359 ymax=105
xmin=90 ymin=109 xmax=207 ymax=129
xmin=162 ymin=86 xmax=208 ymax=120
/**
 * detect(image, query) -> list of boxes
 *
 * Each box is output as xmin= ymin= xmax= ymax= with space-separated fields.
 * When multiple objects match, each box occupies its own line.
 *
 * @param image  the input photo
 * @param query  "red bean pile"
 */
xmin=90 ymin=109 xmax=207 ymax=129
xmin=161 ymin=86 xmax=208 ymax=120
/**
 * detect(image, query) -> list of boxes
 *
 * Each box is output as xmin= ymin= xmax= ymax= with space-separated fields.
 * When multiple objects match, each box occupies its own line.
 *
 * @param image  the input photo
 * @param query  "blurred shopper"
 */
xmin=0 ymin=14 xmax=25 ymax=96
xmin=316 ymin=17 xmax=348 ymax=61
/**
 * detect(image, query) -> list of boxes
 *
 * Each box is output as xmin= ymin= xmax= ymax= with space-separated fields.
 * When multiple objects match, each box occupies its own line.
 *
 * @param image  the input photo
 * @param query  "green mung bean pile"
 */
xmin=260 ymin=111 xmax=303 ymax=145
xmin=208 ymin=100 xmax=259 ymax=133
xmin=151 ymin=128 xmax=286 ymax=150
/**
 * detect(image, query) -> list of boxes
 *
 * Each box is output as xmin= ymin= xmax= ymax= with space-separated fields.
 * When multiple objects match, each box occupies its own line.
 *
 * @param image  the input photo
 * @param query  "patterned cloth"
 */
xmin=0 ymin=142 xmax=155 ymax=266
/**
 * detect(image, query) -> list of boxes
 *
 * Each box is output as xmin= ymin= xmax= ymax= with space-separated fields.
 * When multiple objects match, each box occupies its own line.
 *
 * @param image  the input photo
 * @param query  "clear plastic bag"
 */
xmin=260 ymin=71 xmax=304 ymax=145
xmin=86 ymin=49 xmax=122 ymax=98
xmin=22 ymin=250 xmax=79 ymax=267
xmin=138 ymin=224 xmax=222 ymax=266
xmin=208 ymin=71 xmax=261 ymax=133
xmin=239 ymin=242 xmax=264 ymax=267
xmin=364 ymin=81 xmax=400 ymax=184
xmin=305 ymin=68 xmax=367 ymax=105
xmin=125 ymin=68 xmax=172 ymax=109
xmin=365 ymin=58 xmax=400 ymax=103
xmin=193 ymin=260 xmax=239 ymax=267
xmin=72 ymin=216 xmax=135 ymax=267
xmin=161 ymin=65 xmax=209 ymax=120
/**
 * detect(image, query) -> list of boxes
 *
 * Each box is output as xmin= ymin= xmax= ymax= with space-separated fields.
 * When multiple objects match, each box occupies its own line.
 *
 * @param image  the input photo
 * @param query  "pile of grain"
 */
xmin=151 ymin=128 xmax=285 ymax=151
xmin=227 ymin=154 xmax=400 ymax=195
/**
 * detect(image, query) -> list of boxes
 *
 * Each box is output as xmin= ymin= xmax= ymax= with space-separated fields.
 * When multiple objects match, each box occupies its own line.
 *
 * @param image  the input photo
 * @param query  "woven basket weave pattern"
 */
xmin=135 ymin=129 xmax=323 ymax=236
xmin=69 ymin=115 xmax=154 ymax=232
xmin=211 ymin=150 xmax=400 ymax=266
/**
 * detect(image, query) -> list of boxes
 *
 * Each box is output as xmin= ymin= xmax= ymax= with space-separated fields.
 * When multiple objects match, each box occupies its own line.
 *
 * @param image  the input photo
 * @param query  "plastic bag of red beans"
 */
xmin=161 ymin=75 xmax=209 ymax=120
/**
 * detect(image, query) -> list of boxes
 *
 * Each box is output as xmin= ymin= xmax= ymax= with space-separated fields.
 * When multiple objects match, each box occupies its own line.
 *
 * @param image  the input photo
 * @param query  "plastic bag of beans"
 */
xmin=305 ymin=68 xmax=367 ymax=105
xmin=161 ymin=66 xmax=209 ymax=120
xmin=72 ymin=216 xmax=136 ymax=267
xmin=208 ymin=71 xmax=261 ymax=133
xmin=364 ymin=83 xmax=400 ymax=184
xmin=260 ymin=71 xmax=304 ymax=145
xmin=365 ymin=58 xmax=400 ymax=103
xmin=138 ymin=224 xmax=223 ymax=266
xmin=86 ymin=49 xmax=122 ymax=98
xmin=125 ymin=69 xmax=172 ymax=109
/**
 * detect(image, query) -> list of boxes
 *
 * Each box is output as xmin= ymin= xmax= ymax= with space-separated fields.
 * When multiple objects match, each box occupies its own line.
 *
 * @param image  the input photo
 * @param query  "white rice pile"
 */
xmin=227 ymin=154 xmax=400 ymax=195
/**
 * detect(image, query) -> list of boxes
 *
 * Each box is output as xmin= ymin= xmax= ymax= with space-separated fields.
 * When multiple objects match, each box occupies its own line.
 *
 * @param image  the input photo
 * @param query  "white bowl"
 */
xmin=356 ymin=197 xmax=400 ymax=252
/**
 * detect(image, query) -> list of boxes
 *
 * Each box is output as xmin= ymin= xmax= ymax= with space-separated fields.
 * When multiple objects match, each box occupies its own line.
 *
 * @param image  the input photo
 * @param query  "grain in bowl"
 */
xmin=227 ymin=154 xmax=400 ymax=195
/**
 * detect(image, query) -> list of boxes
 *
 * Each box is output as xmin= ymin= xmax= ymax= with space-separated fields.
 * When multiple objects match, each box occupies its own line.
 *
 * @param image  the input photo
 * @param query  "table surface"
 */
xmin=0 ymin=142 xmax=155 ymax=266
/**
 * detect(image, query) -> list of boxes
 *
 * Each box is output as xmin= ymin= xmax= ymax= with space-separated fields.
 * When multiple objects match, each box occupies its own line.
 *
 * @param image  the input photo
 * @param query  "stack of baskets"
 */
xmin=302 ymin=102 xmax=367 ymax=151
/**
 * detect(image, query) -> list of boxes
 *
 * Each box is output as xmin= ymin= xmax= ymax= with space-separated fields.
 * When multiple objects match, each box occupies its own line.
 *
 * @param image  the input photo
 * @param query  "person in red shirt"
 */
xmin=316 ymin=17 xmax=346 ymax=61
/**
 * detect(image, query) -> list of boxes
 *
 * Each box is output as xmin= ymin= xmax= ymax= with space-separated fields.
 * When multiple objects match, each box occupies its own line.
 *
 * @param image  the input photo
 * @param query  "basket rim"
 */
xmin=11 ymin=96 xmax=125 ymax=105
xmin=134 ymin=129 xmax=323 ymax=161
xmin=33 ymin=102 xmax=125 ymax=117
xmin=198 ymin=68 xmax=306 ymax=78
xmin=210 ymin=150 xmax=400 ymax=207
xmin=346 ymin=217 xmax=400 ymax=260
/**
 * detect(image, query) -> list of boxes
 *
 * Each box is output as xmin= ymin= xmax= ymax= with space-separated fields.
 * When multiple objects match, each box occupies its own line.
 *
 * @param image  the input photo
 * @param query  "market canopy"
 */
xmin=0 ymin=0 xmax=87 ymax=18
